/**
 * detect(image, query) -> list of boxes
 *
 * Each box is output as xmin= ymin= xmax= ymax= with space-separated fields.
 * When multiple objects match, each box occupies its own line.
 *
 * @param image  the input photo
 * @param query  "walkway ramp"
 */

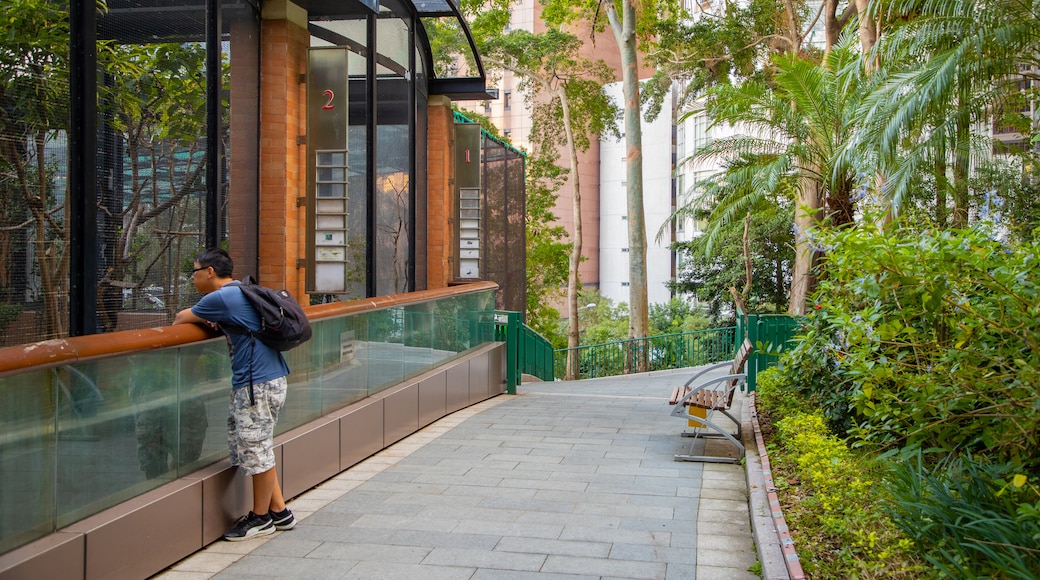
xmin=157 ymin=368 xmax=758 ymax=579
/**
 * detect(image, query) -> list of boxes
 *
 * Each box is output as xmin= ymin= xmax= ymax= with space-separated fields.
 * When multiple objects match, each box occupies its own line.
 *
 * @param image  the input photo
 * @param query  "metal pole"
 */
xmin=69 ymin=0 xmax=98 ymax=336
xmin=205 ymin=0 xmax=222 ymax=248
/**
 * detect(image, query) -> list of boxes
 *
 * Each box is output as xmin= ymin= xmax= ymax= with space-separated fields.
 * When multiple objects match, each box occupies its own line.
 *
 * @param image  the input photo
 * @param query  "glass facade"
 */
xmin=0 ymin=0 xmax=479 ymax=344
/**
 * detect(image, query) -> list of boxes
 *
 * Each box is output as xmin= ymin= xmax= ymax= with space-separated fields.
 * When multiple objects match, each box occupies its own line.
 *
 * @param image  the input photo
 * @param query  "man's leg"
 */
xmin=251 ymin=466 xmax=286 ymax=515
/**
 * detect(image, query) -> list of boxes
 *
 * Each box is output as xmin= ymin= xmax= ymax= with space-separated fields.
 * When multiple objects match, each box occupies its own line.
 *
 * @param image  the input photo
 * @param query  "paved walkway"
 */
xmin=155 ymin=368 xmax=759 ymax=579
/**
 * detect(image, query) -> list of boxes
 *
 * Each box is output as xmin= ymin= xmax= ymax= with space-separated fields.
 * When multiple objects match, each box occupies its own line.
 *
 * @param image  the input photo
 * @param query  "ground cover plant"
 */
xmin=755 ymin=219 xmax=1040 ymax=578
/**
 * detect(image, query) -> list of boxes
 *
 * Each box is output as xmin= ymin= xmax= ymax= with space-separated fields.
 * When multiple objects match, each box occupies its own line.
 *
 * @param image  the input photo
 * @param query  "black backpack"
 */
xmin=228 ymin=276 xmax=312 ymax=351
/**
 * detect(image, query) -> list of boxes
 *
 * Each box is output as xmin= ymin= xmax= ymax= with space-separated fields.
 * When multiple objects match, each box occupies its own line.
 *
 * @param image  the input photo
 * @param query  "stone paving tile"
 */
xmin=213 ymin=555 xmax=354 ymax=579
xmin=304 ymin=541 xmax=431 ymax=563
xmin=452 ymin=520 xmax=565 ymax=539
xmin=493 ymin=536 xmax=612 ymax=558
xmin=471 ymin=570 xmax=598 ymax=580
xmin=338 ymin=561 xmax=474 ymax=580
xmin=421 ymin=547 xmax=547 ymax=571
xmin=153 ymin=371 xmax=760 ymax=580
xmin=384 ymin=530 xmax=502 ymax=550
xmin=608 ymin=542 xmax=699 ymax=565
xmin=541 ymin=554 xmax=667 ymax=579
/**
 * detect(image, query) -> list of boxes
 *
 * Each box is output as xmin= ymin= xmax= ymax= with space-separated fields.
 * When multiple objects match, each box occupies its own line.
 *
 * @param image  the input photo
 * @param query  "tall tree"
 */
xmin=857 ymin=0 xmax=1040 ymax=224
xmin=655 ymin=0 xmax=871 ymax=315
xmin=0 ymin=0 xmax=75 ymax=338
xmin=684 ymin=44 xmax=865 ymax=314
xmin=540 ymin=0 xmax=686 ymax=371
xmin=480 ymin=28 xmax=619 ymax=379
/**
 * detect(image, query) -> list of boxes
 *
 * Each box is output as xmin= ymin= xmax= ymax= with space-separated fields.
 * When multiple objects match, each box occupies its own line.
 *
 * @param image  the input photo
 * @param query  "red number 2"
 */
xmin=322 ymin=89 xmax=335 ymax=110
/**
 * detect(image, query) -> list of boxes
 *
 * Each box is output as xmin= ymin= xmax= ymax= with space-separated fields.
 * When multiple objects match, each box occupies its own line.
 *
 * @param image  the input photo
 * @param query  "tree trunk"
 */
xmin=934 ymin=127 xmax=949 ymax=229
xmin=855 ymin=0 xmax=878 ymax=67
xmin=788 ymin=177 xmax=823 ymax=315
xmin=607 ymin=0 xmax=649 ymax=373
xmin=952 ymin=76 xmax=970 ymax=228
xmin=560 ymin=86 xmax=585 ymax=381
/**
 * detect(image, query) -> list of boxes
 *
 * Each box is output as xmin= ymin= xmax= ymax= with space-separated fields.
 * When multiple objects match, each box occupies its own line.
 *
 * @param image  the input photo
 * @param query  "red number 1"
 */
xmin=322 ymin=89 xmax=335 ymax=110
xmin=465 ymin=149 xmax=470 ymax=163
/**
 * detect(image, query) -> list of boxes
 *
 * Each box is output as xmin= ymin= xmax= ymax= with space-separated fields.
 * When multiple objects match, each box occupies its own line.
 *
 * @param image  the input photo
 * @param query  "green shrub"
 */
xmin=887 ymin=454 xmax=1040 ymax=579
xmin=755 ymin=367 xmax=805 ymax=422
xmin=803 ymin=221 xmax=1040 ymax=469
xmin=762 ymin=313 xmax=858 ymax=436
xmin=766 ymin=406 xmax=925 ymax=578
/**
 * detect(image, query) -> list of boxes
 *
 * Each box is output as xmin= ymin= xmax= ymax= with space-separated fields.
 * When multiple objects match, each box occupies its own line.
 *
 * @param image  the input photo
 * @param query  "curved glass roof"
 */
xmin=99 ymin=0 xmax=493 ymax=100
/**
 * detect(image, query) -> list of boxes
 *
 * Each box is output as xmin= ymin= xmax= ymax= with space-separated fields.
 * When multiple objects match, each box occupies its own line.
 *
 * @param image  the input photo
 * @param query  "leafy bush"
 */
xmin=762 ymin=401 xmax=924 ymax=578
xmin=763 ymin=313 xmax=857 ymax=436
xmin=755 ymin=367 xmax=804 ymax=422
xmin=804 ymin=221 xmax=1040 ymax=469
xmin=887 ymin=454 xmax=1040 ymax=579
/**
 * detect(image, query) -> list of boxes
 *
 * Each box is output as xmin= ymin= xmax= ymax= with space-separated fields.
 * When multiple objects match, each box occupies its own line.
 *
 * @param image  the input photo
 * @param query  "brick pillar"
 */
xmin=427 ymin=95 xmax=454 ymax=289
xmin=258 ymin=0 xmax=308 ymax=299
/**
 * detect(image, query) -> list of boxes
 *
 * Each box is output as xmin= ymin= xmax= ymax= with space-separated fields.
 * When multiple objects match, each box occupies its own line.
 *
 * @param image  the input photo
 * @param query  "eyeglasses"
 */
xmin=189 ymin=265 xmax=210 ymax=275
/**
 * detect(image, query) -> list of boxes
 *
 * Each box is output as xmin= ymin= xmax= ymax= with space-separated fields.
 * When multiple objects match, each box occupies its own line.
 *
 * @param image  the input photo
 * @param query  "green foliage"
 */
xmin=523 ymin=153 xmax=570 ymax=350
xmin=762 ymin=402 xmax=925 ymax=578
xmin=670 ymin=198 xmax=792 ymax=325
xmin=859 ymin=0 xmax=1040 ymax=223
xmin=646 ymin=0 xmax=783 ymax=108
xmin=0 ymin=303 xmax=23 ymax=334
xmin=754 ymin=367 xmax=803 ymax=422
xmin=569 ymin=289 xmax=629 ymax=346
xmin=767 ymin=310 xmax=857 ymax=437
xmin=807 ymin=218 xmax=1040 ymax=469
xmin=648 ymin=298 xmax=709 ymax=335
xmin=887 ymin=454 xmax=1040 ymax=579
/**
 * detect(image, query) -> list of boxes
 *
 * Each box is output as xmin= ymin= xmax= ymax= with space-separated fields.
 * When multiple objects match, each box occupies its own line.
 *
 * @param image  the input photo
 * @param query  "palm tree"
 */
xmin=855 ymin=0 xmax=1040 ymax=225
xmin=676 ymin=43 xmax=864 ymax=315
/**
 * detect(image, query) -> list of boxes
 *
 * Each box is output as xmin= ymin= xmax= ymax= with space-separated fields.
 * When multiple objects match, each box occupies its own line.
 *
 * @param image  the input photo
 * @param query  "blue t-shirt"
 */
xmin=191 ymin=281 xmax=290 ymax=390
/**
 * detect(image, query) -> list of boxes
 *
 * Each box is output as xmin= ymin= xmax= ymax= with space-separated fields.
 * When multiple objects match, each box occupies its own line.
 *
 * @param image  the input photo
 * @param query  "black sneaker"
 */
xmin=269 ymin=507 xmax=296 ymax=531
xmin=223 ymin=511 xmax=274 ymax=541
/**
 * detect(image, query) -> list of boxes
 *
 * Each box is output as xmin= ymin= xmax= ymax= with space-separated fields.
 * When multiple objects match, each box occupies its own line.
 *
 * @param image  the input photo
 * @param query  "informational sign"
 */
xmin=455 ymin=123 xmax=481 ymax=279
xmin=306 ymin=48 xmax=350 ymax=293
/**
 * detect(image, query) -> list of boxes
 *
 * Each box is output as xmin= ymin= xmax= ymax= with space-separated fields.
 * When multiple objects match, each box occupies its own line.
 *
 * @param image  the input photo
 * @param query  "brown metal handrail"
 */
xmin=0 ymin=281 xmax=498 ymax=377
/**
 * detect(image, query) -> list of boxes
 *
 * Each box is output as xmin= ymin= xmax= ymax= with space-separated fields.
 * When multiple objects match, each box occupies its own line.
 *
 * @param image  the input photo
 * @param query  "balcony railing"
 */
xmin=554 ymin=327 xmax=738 ymax=380
xmin=0 ymin=282 xmax=497 ymax=556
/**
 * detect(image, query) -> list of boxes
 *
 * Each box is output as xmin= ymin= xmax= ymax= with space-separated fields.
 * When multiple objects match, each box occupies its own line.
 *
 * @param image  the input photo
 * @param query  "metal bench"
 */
xmin=668 ymin=339 xmax=753 ymax=463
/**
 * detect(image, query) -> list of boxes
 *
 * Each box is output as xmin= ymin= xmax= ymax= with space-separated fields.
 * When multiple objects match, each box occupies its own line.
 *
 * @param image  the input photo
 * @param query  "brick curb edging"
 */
xmin=746 ymin=392 xmax=807 ymax=580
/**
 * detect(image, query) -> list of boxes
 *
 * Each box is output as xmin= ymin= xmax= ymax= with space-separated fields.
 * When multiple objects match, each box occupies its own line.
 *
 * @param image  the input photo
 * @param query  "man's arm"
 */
xmin=174 ymin=308 xmax=208 ymax=326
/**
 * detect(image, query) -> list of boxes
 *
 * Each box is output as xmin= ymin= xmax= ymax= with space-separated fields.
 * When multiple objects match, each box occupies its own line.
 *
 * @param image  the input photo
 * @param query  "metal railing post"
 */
xmin=504 ymin=311 xmax=521 ymax=394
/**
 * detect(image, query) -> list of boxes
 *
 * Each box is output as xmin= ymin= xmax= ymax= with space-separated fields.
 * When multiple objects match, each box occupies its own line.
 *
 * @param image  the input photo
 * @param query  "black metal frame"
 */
xmin=57 ymin=0 xmax=487 ymax=336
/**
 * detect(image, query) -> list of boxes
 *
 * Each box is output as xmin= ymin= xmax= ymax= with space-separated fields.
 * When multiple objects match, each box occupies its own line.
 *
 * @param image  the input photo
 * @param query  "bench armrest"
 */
xmin=682 ymin=361 xmax=734 ymax=387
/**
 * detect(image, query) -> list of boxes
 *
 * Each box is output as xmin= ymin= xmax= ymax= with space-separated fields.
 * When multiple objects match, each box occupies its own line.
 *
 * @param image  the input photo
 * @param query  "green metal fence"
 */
xmin=495 ymin=311 xmax=555 ymax=392
xmin=737 ymin=312 xmax=804 ymax=391
xmin=494 ymin=310 xmax=803 ymax=390
xmin=552 ymin=327 xmax=738 ymax=380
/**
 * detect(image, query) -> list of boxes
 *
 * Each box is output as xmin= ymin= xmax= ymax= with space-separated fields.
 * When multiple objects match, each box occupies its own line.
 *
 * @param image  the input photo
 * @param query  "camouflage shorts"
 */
xmin=226 ymin=377 xmax=287 ymax=476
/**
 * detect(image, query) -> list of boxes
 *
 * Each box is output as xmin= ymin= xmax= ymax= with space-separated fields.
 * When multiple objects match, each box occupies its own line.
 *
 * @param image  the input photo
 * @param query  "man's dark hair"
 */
xmin=195 ymin=248 xmax=234 ymax=277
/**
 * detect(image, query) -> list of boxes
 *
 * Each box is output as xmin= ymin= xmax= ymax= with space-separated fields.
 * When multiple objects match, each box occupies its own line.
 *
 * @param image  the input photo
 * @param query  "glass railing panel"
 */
xmin=0 ymin=369 xmax=57 ymax=553
xmin=0 ymin=285 xmax=498 ymax=556
xmin=315 ymin=313 xmax=370 ymax=416
xmin=53 ymin=356 xmax=142 ymax=527
xmin=172 ymin=342 xmax=233 ymax=475
xmin=364 ymin=307 xmax=407 ymax=393
xmin=53 ymin=343 xmax=230 ymax=528
xmin=280 ymin=336 xmax=323 ymax=430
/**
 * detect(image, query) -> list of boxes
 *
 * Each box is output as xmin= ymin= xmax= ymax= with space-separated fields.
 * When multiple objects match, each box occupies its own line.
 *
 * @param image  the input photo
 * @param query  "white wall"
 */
xmin=599 ymin=82 xmax=675 ymax=308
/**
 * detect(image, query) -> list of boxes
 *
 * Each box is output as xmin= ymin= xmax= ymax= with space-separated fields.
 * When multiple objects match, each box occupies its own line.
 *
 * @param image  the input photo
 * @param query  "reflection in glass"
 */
xmin=0 ymin=289 xmax=494 ymax=553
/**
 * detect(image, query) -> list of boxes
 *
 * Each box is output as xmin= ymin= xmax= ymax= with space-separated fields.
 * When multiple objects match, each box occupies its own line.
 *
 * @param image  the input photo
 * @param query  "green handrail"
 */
xmin=553 ymin=327 xmax=738 ymax=380
xmin=737 ymin=312 xmax=804 ymax=391
xmin=495 ymin=311 xmax=555 ymax=392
